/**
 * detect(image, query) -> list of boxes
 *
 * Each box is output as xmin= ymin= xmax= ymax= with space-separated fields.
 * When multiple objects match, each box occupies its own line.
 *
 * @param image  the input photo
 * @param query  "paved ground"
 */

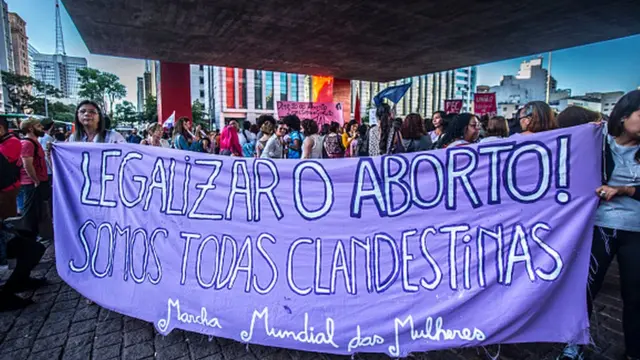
xmin=0 ymin=245 xmax=627 ymax=360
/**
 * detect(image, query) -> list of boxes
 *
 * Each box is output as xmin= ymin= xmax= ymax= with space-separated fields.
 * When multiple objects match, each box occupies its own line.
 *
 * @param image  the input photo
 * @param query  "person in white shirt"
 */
xmin=68 ymin=100 xmax=125 ymax=144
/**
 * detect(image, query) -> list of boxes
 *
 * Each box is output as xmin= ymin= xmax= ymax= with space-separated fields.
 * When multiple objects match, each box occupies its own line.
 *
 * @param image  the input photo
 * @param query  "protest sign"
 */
xmin=277 ymin=101 xmax=343 ymax=126
xmin=444 ymin=100 xmax=463 ymax=114
xmin=53 ymin=124 xmax=601 ymax=357
xmin=474 ymin=93 xmax=497 ymax=117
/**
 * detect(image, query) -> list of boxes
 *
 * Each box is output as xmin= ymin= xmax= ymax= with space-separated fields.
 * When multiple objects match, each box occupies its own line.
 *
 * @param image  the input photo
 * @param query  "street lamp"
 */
xmin=35 ymin=63 xmax=52 ymax=118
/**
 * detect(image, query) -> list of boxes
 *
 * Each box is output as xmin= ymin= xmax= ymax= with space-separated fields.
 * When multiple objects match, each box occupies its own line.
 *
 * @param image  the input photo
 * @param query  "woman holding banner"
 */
xmin=437 ymin=113 xmax=480 ymax=148
xmin=69 ymin=100 xmax=125 ymax=144
xmin=172 ymin=117 xmax=202 ymax=152
xmin=517 ymin=101 xmax=558 ymax=135
xmin=558 ymin=90 xmax=640 ymax=360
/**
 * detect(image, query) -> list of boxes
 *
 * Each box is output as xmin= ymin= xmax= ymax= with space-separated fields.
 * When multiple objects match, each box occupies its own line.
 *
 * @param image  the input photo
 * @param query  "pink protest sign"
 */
xmin=474 ymin=93 xmax=497 ymax=116
xmin=277 ymin=101 xmax=344 ymax=126
xmin=444 ymin=100 xmax=463 ymax=114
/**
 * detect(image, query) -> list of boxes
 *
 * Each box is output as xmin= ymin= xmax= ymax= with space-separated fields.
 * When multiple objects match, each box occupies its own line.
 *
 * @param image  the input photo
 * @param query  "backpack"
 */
xmin=323 ymin=134 xmax=344 ymax=158
xmin=0 ymin=135 xmax=21 ymax=190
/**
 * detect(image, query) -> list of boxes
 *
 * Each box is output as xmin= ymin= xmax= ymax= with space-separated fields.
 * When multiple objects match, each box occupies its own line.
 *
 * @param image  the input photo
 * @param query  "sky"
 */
xmin=7 ymin=0 xmax=640 ymax=106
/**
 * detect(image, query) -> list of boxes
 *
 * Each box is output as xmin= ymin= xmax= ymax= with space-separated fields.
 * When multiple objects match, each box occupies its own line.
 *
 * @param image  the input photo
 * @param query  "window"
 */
xmin=200 ymin=90 xmax=205 ymax=98
xmin=280 ymin=73 xmax=288 ymax=101
xmin=225 ymin=68 xmax=235 ymax=108
xmin=255 ymin=70 xmax=263 ymax=109
xmin=290 ymin=74 xmax=298 ymax=102
xmin=199 ymin=65 xmax=204 ymax=71
xmin=238 ymin=69 xmax=247 ymax=109
xmin=265 ymin=71 xmax=274 ymax=110
xmin=199 ymin=77 xmax=204 ymax=85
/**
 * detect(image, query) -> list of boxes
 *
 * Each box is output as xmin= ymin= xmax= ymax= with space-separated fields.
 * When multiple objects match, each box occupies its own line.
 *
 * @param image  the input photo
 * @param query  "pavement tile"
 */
xmin=61 ymin=343 xmax=92 ymax=360
xmin=156 ymin=341 xmax=189 ymax=360
xmin=31 ymin=332 xmax=67 ymax=353
xmin=68 ymin=319 xmax=96 ymax=336
xmin=0 ymin=348 xmax=29 ymax=360
xmin=123 ymin=341 xmax=154 ymax=360
xmin=72 ymin=305 xmax=99 ymax=322
xmin=0 ymin=336 xmax=35 ymax=354
xmin=189 ymin=336 xmax=221 ymax=359
xmin=65 ymin=331 xmax=94 ymax=349
xmin=95 ymin=318 xmax=123 ymax=335
xmin=124 ymin=327 xmax=154 ymax=347
xmin=37 ymin=319 xmax=70 ymax=337
xmin=92 ymin=343 xmax=121 ymax=360
xmin=155 ymin=330 xmax=185 ymax=349
xmin=94 ymin=331 xmax=122 ymax=349
xmin=27 ymin=346 xmax=63 ymax=360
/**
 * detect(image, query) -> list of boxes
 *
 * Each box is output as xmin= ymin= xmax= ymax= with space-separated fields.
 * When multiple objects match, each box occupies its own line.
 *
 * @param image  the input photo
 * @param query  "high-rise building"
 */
xmin=351 ymin=66 xmax=477 ymax=119
xmin=144 ymin=59 xmax=157 ymax=99
xmin=490 ymin=57 xmax=558 ymax=106
xmin=0 ymin=1 xmax=13 ymax=73
xmin=8 ymin=12 xmax=28 ymax=76
xmin=32 ymin=53 xmax=87 ymax=101
xmin=136 ymin=76 xmax=144 ymax=113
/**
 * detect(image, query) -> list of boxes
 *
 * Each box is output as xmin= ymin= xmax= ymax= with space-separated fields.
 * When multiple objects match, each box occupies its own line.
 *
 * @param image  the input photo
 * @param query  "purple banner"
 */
xmin=52 ymin=125 xmax=601 ymax=356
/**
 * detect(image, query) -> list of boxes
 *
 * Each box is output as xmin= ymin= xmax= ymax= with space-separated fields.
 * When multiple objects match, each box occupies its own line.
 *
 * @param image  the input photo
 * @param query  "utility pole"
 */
xmin=546 ymin=51 xmax=552 ymax=103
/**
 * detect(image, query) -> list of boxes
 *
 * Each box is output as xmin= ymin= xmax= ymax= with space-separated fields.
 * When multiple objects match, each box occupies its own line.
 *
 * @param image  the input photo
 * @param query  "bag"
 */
xmin=0 ymin=135 xmax=21 ymax=191
xmin=242 ymin=141 xmax=256 ymax=158
xmin=323 ymin=134 xmax=344 ymax=158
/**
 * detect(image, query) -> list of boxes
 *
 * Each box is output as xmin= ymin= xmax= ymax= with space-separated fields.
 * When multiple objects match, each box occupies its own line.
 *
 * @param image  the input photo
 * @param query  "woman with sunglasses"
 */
xmin=261 ymin=121 xmax=288 ymax=159
xmin=518 ymin=101 xmax=557 ymax=135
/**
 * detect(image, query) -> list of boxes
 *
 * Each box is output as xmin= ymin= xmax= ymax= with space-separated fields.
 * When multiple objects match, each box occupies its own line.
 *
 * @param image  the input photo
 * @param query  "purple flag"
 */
xmin=53 ymin=124 xmax=602 ymax=356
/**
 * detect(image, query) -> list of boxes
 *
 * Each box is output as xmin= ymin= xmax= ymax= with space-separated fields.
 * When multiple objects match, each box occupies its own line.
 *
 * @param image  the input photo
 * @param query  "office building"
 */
xmin=490 ymin=57 xmax=558 ymax=106
xmin=0 ymin=1 xmax=13 ymax=73
xmin=136 ymin=76 xmax=144 ymax=113
xmin=8 ymin=12 xmax=28 ymax=76
xmin=351 ymin=66 xmax=477 ymax=118
xmin=32 ymin=53 xmax=87 ymax=101
xmin=144 ymin=59 xmax=157 ymax=99
xmin=555 ymin=91 xmax=624 ymax=114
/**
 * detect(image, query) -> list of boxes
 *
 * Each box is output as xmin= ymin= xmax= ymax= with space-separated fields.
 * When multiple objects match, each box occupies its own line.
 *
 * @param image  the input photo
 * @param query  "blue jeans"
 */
xmin=16 ymin=186 xmax=25 ymax=214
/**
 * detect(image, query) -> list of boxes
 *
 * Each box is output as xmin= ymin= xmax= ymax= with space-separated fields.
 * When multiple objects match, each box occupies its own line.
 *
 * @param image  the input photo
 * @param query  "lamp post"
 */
xmin=35 ymin=64 xmax=52 ymax=118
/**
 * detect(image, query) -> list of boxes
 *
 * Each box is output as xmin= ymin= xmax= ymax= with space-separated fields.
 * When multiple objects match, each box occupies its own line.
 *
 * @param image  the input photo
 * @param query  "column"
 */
xmin=157 ymin=62 xmax=192 ymax=124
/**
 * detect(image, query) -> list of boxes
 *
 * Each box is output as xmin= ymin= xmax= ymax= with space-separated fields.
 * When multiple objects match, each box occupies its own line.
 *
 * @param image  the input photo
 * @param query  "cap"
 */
xmin=20 ymin=117 xmax=41 ymax=132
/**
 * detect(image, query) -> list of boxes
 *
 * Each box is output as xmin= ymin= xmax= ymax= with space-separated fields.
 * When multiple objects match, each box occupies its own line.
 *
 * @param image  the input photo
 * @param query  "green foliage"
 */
xmin=77 ymin=67 xmax=127 ymax=116
xmin=143 ymin=94 xmax=157 ymax=123
xmin=1 ymin=71 xmax=61 ymax=113
xmin=114 ymin=100 xmax=138 ymax=127
xmin=31 ymin=99 xmax=75 ymax=122
xmin=192 ymin=100 xmax=207 ymax=128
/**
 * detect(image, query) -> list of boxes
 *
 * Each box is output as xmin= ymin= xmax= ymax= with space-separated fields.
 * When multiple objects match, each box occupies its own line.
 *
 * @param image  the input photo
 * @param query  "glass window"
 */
xmin=238 ymin=69 xmax=247 ymax=109
xmin=290 ymin=74 xmax=298 ymax=102
xmin=265 ymin=71 xmax=274 ymax=110
xmin=199 ymin=77 xmax=204 ymax=85
xmin=225 ymin=68 xmax=235 ymax=108
xmin=200 ymin=90 xmax=205 ymax=98
xmin=280 ymin=73 xmax=288 ymax=101
xmin=255 ymin=70 xmax=263 ymax=109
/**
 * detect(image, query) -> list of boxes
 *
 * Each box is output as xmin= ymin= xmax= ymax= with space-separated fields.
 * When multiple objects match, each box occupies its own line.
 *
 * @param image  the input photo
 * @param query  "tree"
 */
xmin=143 ymin=94 xmax=157 ymax=123
xmin=1 ymin=71 xmax=61 ymax=113
xmin=77 ymin=67 xmax=127 ymax=116
xmin=31 ymin=99 xmax=75 ymax=122
xmin=114 ymin=101 xmax=137 ymax=127
xmin=192 ymin=100 xmax=207 ymax=128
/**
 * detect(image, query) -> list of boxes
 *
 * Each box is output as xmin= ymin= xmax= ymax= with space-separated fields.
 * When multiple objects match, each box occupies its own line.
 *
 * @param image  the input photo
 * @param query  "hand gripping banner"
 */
xmin=53 ymin=125 xmax=601 ymax=357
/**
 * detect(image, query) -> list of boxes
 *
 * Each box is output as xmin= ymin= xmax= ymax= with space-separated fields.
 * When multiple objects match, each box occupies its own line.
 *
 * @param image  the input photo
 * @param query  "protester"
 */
xmin=518 ymin=101 xmax=557 ymax=135
xmin=323 ymin=121 xmax=345 ymax=158
xmin=557 ymin=106 xmax=603 ymax=128
xmin=341 ymin=120 xmax=358 ymax=157
xmin=141 ymin=123 xmax=170 ymax=147
xmin=354 ymin=124 xmax=369 ymax=157
xmin=558 ymin=90 xmax=640 ymax=360
xmin=283 ymin=115 xmax=303 ymax=159
xmin=38 ymin=119 xmax=55 ymax=186
xmin=219 ymin=121 xmax=243 ymax=156
xmin=255 ymin=121 xmax=274 ymax=158
xmin=429 ymin=110 xmax=446 ymax=143
xmin=438 ymin=113 xmax=480 ymax=148
xmin=401 ymin=113 xmax=432 ymax=152
xmin=69 ymin=100 xmax=126 ymax=143
xmin=368 ymin=103 xmax=399 ymax=156
xmin=0 ymin=117 xmax=21 ymax=220
xmin=127 ymin=128 xmax=142 ymax=144
xmin=301 ymin=119 xmax=322 ymax=159
xmin=261 ymin=121 xmax=287 ymax=159
xmin=18 ymin=118 xmax=48 ymax=239
xmin=256 ymin=114 xmax=276 ymax=140
xmin=172 ymin=117 xmax=202 ymax=151
xmin=479 ymin=116 xmax=510 ymax=143
xmin=432 ymin=113 xmax=456 ymax=149
xmin=238 ymin=120 xmax=257 ymax=157
xmin=205 ymin=131 xmax=219 ymax=154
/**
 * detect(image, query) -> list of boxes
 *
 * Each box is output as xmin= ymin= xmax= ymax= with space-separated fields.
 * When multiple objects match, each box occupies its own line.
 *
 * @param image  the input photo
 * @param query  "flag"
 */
xmin=354 ymin=91 xmax=361 ymax=124
xmin=373 ymin=83 xmax=411 ymax=106
xmin=162 ymin=111 xmax=176 ymax=128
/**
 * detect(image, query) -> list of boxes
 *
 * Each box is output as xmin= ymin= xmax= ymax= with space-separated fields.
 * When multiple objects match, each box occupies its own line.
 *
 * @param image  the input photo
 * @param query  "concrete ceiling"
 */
xmin=62 ymin=0 xmax=640 ymax=82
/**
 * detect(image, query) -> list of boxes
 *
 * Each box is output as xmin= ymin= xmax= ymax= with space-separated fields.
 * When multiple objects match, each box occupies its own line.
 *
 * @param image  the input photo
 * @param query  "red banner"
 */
xmin=474 ymin=93 xmax=497 ymax=117
xmin=444 ymin=100 xmax=463 ymax=114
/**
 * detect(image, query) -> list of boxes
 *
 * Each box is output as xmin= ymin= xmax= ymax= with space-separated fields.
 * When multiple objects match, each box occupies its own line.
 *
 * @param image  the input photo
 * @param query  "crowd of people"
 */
xmin=0 ymin=91 xmax=639 ymax=359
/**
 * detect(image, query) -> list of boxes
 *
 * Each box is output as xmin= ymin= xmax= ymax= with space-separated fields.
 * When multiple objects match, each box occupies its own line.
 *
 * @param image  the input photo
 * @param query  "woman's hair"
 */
xmin=439 ymin=113 xmax=476 ymax=146
xmin=257 ymin=114 xmax=276 ymax=128
xmin=521 ymin=101 xmax=557 ymax=133
xmin=283 ymin=115 xmax=301 ymax=132
xmin=241 ymin=120 xmax=252 ymax=141
xmin=173 ymin=117 xmax=192 ymax=139
xmin=358 ymin=124 xmax=368 ymax=138
xmin=424 ymin=118 xmax=435 ymax=133
xmin=147 ymin=123 xmax=162 ymax=134
xmin=557 ymin=106 xmax=602 ymax=128
xmin=260 ymin=121 xmax=274 ymax=136
xmin=249 ymin=124 xmax=259 ymax=134
xmin=486 ymin=116 xmax=509 ymax=138
xmin=433 ymin=110 xmax=446 ymax=119
xmin=608 ymin=90 xmax=640 ymax=137
xmin=301 ymin=119 xmax=319 ymax=136
xmin=220 ymin=123 xmax=240 ymax=151
xmin=401 ymin=113 xmax=425 ymax=140
xmin=320 ymin=124 xmax=330 ymax=136
xmin=377 ymin=103 xmax=393 ymax=154
xmin=347 ymin=120 xmax=357 ymax=132
xmin=73 ymin=100 xmax=106 ymax=142
xmin=329 ymin=121 xmax=341 ymax=134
